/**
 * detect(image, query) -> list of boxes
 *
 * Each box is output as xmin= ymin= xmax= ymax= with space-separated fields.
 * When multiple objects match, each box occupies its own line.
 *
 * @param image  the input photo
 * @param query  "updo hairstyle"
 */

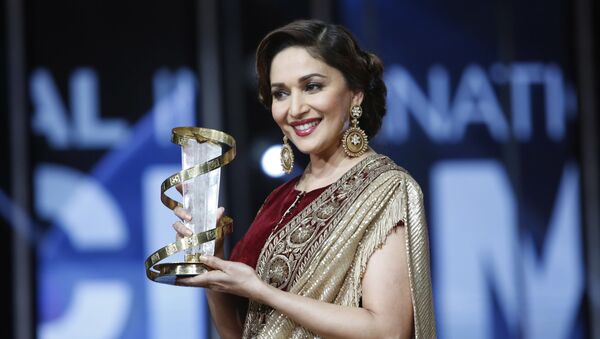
xmin=255 ymin=19 xmax=387 ymax=138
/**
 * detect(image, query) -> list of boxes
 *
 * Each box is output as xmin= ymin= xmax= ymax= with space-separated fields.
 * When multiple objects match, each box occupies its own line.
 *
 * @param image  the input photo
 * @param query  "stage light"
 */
xmin=260 ymin=144 xmax=285 ymax=178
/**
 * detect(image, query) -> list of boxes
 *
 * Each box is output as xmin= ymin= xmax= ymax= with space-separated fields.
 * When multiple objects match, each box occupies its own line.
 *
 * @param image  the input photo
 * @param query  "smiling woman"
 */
xmin=172 ymin=19 xmax=436 ymax=339
xmin=269 ymin=46 xmax=360 ymax=160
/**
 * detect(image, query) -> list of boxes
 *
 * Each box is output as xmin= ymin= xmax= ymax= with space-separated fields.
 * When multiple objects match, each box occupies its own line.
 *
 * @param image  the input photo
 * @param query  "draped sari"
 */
xmin=242 ymin=154 xmax=436 ymax=338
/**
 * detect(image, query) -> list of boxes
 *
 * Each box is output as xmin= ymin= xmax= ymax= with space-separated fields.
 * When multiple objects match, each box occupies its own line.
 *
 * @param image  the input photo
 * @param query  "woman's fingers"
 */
xmin=174 ymin=259 xmax=263 ymax=298
xmin=172 ymin=221 xmax=193 ymax=238
xmin=173 ymin=206 xmax=225 ymax=242
xmin=174 ymin=206 xmax=192 ymax=221
xmin=175 ymin=206 xmax=224 ymax=223
xmin=216 ymin=207 xmax=225 ymax=221
xmin=200 ymin=255 xmax=228 ymax=271
xmin=176 ymin=270 xmax=227 ymax=288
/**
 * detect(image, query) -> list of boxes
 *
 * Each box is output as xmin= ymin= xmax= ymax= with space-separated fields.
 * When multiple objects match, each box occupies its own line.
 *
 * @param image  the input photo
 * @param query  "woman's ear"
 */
xmin=352 ymin=91 xmax=364 ymax=107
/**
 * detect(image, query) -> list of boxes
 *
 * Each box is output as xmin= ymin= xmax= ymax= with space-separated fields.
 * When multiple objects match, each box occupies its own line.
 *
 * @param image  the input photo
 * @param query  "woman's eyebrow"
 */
xmin=271 ymin=73 xmax=327 ymax=88
xmin=298 ymin=73 xmax=327 ymax=82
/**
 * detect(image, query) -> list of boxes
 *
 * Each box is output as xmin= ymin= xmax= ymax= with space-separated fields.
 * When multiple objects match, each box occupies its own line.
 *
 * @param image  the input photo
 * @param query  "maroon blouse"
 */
xmin=229 ymin=177 xmax=328 ymax=269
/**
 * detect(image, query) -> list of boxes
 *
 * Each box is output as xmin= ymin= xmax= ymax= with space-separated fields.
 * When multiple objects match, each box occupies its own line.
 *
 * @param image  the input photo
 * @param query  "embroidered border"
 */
xmin=243 ymin=155 xmax=401 ymax=338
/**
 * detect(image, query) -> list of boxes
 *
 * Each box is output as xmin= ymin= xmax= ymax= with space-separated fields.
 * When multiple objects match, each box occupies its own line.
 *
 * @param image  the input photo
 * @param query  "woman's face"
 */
xmin=269 ymin=46 xmax=363 ymax=158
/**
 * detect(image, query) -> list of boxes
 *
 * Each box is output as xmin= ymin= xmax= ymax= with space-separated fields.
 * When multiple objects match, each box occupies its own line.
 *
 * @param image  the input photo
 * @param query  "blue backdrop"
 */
xmin=24 ymin=1 xmax=586 ymax=338
xmin=340 ymin=0 xmax=584 ymax=338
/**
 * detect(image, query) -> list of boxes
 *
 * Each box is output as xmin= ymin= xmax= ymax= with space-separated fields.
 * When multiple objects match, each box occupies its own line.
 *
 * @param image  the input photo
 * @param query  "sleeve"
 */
xmin=403 ymin=175 xmax=437 ymax=339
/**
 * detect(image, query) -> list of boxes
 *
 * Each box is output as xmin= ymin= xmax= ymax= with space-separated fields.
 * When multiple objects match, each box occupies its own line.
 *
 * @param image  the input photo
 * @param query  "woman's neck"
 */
xmin=297 ymin=146 xmax=374 ymax=192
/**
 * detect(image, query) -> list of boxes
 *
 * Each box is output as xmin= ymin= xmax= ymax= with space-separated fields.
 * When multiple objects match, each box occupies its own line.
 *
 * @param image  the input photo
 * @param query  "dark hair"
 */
xmin=256 ymin=19 xmax=386 ymax=138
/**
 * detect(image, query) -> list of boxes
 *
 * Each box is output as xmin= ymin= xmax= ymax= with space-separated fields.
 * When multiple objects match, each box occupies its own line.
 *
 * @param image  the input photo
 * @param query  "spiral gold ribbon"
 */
xmin=145 ymin=127 xmax=236 ymax=283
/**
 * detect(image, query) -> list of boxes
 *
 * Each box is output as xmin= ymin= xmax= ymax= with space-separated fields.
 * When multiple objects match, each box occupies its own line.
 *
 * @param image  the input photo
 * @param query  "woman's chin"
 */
xmin=298 ymin=145 xmax=343 ymax=159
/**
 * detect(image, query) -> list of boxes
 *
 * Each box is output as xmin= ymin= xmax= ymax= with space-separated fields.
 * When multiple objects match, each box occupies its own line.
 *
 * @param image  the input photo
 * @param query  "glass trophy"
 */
xmin=182 ymin=135 xmax=222 ymax=259
xmin=145 ymin=127 xmax=235 ymax=285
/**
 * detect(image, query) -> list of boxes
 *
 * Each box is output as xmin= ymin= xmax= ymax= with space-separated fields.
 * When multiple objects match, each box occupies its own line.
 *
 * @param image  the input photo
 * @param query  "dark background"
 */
xmin=2 ymin=0 xmax=599 ymax=338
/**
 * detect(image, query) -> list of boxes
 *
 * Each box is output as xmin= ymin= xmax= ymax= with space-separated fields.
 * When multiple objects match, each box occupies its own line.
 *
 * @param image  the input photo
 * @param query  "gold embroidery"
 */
xmin=266 ymin=255 xmax=291 ymax=287
xmin=242 ymin=155 xmax=436 ymax=338
xmin=244 ymin=155 xmax=394 ymax=338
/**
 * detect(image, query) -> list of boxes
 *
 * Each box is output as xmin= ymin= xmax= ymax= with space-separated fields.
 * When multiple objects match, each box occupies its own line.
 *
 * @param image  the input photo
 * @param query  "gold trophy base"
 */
xmin=152 ymin=262 xmax=210 ymax=284
xmin=145 ymin=219 xmax=232 ymax=285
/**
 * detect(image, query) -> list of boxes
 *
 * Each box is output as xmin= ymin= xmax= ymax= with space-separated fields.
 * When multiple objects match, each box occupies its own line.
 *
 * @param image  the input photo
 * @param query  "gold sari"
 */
xmin=243 ymin=155 xmax=436 ymax=338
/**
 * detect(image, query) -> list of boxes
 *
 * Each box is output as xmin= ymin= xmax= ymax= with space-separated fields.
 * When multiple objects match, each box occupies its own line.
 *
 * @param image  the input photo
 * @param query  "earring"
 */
xmin=280 ymin=135 xmax=294 ymax=174
xmin=342 ymin=105 xmax=368 ymax=157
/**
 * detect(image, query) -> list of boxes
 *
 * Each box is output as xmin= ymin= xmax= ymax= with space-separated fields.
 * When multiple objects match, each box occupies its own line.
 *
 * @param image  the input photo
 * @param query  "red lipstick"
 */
xmin=290 ymin=118 xmax=321 ymax=137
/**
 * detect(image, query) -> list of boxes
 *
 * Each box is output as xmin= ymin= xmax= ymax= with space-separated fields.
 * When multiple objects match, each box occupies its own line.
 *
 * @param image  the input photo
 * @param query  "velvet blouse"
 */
xmin=229 ymin=177 xmax=328 ymax=270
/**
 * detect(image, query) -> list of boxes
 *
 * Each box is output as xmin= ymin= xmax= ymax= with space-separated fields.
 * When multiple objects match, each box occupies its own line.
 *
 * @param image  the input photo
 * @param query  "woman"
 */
xmin=173 ymin=19 xmax=436 ymax=338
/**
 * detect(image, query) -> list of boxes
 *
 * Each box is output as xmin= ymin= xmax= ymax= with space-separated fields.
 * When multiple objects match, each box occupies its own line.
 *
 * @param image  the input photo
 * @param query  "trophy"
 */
xmin=145 ymin=127 xmax=236 ymax=285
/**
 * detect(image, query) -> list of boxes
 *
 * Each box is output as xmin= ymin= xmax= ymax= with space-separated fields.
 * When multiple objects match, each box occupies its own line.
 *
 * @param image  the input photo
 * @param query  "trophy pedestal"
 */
xmin=152 ymin=263 xmax=210 ymax=284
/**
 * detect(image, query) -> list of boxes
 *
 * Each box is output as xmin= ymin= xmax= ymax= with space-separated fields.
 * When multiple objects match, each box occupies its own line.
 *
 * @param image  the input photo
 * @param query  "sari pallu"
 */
xmin=243 ymin=155 xmax=436 ymax=338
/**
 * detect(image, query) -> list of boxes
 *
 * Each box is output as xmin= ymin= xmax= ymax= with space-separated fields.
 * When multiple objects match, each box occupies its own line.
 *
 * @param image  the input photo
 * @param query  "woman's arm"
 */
xmin=178 ymin=226 xmax=413 ymax=339
xmin=204 ymin=290 xmax=245 ymax=339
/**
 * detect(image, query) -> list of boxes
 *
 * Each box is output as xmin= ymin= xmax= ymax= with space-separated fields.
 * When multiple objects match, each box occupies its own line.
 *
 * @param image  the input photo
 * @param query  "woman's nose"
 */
xmin=289 ymin=91 xmax=308 ymax=117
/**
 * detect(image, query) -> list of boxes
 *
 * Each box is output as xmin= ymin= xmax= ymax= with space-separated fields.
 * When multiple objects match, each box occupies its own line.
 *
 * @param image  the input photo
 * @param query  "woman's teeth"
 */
xmin=295 ymin=120 xmax=319 ymax=131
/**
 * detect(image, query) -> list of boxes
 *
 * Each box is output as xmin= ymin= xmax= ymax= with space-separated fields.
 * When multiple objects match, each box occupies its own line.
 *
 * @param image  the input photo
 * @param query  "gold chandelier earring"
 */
xmin=280 ymin=135 xmax=294 ymax=174
xmin=342 ymin=105 xmax=368 ymax=157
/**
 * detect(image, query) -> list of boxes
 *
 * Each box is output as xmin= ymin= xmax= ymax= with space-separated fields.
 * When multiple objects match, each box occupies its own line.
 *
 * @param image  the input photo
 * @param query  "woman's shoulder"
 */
xmin=370 ymin=154 xmax=423 ymax=196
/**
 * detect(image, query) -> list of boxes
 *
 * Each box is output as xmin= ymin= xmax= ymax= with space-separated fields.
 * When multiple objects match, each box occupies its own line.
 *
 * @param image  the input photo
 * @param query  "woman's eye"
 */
xmin=305 ymin=82 xmax=322 ymax=92
xmin=272 ymin=90 xmax=287 ymax=100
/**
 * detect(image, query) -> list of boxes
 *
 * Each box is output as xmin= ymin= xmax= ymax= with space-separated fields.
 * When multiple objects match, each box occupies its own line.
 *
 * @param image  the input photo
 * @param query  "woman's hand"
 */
xmin=172 ymin=206 xmax=226 ymax=258
xmin=175 ymin=256 xmax=266 ymax=300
